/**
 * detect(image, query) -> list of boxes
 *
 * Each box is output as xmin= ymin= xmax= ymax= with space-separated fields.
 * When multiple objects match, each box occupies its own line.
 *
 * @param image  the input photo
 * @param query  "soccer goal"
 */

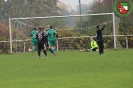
xmin=9 ymin=12 xmax=120 ymax=53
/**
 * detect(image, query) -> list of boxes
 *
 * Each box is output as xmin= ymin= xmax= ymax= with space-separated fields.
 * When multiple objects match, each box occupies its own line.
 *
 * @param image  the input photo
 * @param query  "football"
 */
xmin=28 ymin=48 xmax=32 ymax=52
xmin=80 ymin=50 xmax=83 ymax=52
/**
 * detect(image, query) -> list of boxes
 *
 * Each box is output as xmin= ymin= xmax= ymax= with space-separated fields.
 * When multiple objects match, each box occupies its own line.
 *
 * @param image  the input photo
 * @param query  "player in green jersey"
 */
xmin=30 ymin=27 xmax=38 ymax=52
xmin=46 ymin=25 xmax=58 ymax=55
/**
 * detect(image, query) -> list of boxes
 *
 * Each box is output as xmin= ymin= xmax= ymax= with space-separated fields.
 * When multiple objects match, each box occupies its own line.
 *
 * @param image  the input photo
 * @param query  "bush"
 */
xmin=0 ymin=49 xmax=3 ymax=55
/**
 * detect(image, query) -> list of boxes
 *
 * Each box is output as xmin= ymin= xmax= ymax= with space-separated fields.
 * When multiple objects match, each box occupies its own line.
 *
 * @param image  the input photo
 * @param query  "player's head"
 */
xmin=38 ymin=27 xmax=42 ymax=32
xmin=42 ymin=27 xmax=45 ymax=31
xmin=42 ymin=27 xmax=46 ymax=33
xmin=50 ymin=25 xmax=53 ymax=29
xmin=34 ymin=27 xmax=36 ymax=30
xmin=96 ymin=25 xmax=101 ymax=30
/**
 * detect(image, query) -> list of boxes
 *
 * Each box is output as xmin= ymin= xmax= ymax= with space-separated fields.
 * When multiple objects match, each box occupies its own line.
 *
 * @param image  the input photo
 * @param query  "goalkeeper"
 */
xmin=30 ymin=27 xmax=38 ymax=53
xmin=80 ymin=37 xmax=98 ymax=52
xmin=89 ymin=37 xmax=98 ymax=51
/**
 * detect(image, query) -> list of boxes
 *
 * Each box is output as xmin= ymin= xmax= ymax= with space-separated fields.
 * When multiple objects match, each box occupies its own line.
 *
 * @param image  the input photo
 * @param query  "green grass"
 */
xmin=0 ymin=49 xmax=133 ymax=88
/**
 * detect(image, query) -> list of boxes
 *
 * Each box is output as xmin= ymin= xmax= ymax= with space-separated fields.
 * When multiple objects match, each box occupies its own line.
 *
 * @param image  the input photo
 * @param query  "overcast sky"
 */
xmin=59 ymin=0 xmax=93 ymax=10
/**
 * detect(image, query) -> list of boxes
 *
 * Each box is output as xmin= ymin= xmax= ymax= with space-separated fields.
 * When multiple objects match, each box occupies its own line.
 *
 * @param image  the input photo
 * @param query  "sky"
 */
xmin=59 ymin=0 xmax=93 ymax=10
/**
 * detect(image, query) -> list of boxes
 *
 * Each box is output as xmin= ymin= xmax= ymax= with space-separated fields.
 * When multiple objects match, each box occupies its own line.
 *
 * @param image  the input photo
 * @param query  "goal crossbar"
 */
xmin=9 ymin=13 xmax=114 ymax=20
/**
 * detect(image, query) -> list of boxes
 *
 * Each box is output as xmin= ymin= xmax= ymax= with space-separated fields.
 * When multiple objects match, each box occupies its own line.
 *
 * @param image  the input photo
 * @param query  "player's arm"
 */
xmin=45 ymin=31 xmax=48 ymax=43
xmin=42 ymin=33 xmax=47 ymax=42
xmin=91 ymin=41 xmax=94 ymax=49
xmin=46 ymin=30 xmax=49 ymax=36
xmin=55 ymin=30 xmax=58 ymax=39
xmin=56 ymin=34 xmax=58 ymax=38
xmin=94 ymin=41 xmax=98 ymax=47
xmin=30 ymin=32 xmax=33 ymax=37
xmin=46 ymin=36 xmax=48 ymax=42
xmin=36 ymin=34 xmax=38 ymax=39
xmin=42 ymin=34 xmax=47 ymax=43
xmin=101 ymin=22 xmax=106 ymax=31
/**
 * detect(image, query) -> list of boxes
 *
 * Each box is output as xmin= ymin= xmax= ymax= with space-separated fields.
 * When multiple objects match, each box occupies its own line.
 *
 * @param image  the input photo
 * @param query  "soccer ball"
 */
xmin=80 ymin=50 xmax=83 ymax=52
xmin=28 ymin=48 xmax=32 ymax=52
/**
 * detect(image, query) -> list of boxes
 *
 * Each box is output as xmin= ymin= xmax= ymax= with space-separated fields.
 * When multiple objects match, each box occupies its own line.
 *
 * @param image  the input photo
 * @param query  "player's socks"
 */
xmin=38 ymin=50 xmax=41 ymax=57
xmin=49 ymin=48 xmax=53 ymax=54
xmin=52 ymin=48 xmax=55 ymax=54
xmin=53 ymin=48 xmax=56 ymax=54
xmin=43 ymin=50 xmax=47 ymax=56
xmin=32 ymin=51 xmax=34 ymax=54
xmin=32 ymin=48 xmax=35 ymax=53
xmin=32 ymin=47 xmax=35 ymax=51
xmin=99 ymin=52 xmax=102 ymax=55
xmin=34 ymin=48 xmax=36 ymax=51
xmin=102 ymin=53 xmax=105 ymax=55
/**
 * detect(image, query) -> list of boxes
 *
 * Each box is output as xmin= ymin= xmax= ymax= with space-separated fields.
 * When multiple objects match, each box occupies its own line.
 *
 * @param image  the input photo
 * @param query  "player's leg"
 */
xmin=48 ymin=41 xmax=53 ymax=54
xmin=43 ymin=43 xmax=47 ymax=57
xmin=101 ymin=40 xmax=104 ymax=54
xmin=38 ymin=44 xmax=41 ymax=58
xmin=96 ymin=47 xmax=99 ymax=51
xmin=46 ymin=42 xmax=49 ymax=54
xmin=51 ymin=46 xmax=55 ymax=54
xmin=51 ymin=40 xmax=56 ymax=54
xmin=92 ymin=48 xmax=96 ymax=51
xmin=34 ymin=40 xmax=38 ymax=51
xmin=97 ymin=41 xmax=102 ymax=55
xmin=92 ymin=47 xmax=98 ymax=51
xmin=99 ymin=41 xmax=103 ymax=55
xmin=32 ymin=41 xmax=35 ymax=52
xmin=49 ymin=47 xmax=53 ymax=53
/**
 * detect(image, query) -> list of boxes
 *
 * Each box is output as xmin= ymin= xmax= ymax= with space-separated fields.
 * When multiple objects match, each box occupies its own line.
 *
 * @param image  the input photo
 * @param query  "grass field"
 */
xmin=0 ymin=49 xmax=133 ymax=88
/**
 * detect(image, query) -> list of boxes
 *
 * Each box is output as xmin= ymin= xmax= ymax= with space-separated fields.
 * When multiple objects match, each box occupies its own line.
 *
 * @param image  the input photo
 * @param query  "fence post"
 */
xmin=126 ymin=36 xmax=128 ymax=49
xmin=24 ymin=41 xmax=26 ymax=52
xmin=16 ymin=41 xmax=17 ymax=53
xmin=56 ymin=39 xmax=58 ymax=51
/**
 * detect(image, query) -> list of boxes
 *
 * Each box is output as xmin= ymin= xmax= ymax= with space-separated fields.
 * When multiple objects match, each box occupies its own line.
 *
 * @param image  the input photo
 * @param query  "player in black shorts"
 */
xmin=42 ymin=27 xmax=49 ymax=47
xmin=36 ymin=27 xmax=47 ymax=58
xmin=96 ymin=22 xmax=106 ymax=55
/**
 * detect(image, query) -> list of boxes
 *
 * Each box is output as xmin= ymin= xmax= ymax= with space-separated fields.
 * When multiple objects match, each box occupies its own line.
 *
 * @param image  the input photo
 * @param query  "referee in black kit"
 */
xmin=96 ymin=22 xmax=106 ymax=55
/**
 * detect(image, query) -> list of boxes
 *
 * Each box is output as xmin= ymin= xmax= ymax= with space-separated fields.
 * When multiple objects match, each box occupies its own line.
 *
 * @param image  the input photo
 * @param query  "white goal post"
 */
xmin=9 ymin=13 xmax=116 ymax=53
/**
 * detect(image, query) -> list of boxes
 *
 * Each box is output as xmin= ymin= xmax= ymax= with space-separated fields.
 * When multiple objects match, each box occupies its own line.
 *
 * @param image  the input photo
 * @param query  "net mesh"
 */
xmin=9 ymin=13 xmax=122 ymax=52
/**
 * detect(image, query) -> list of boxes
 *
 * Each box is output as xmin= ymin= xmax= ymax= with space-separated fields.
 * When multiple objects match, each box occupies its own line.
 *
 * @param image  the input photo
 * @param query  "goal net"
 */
xmin=9 ymin=13 xmax=121 ymax=53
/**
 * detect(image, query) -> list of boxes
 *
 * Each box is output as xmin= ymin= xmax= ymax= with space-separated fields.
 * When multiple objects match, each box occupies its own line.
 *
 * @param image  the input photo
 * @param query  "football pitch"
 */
xmin=0 ymin=49 xmax=133 ymax=88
